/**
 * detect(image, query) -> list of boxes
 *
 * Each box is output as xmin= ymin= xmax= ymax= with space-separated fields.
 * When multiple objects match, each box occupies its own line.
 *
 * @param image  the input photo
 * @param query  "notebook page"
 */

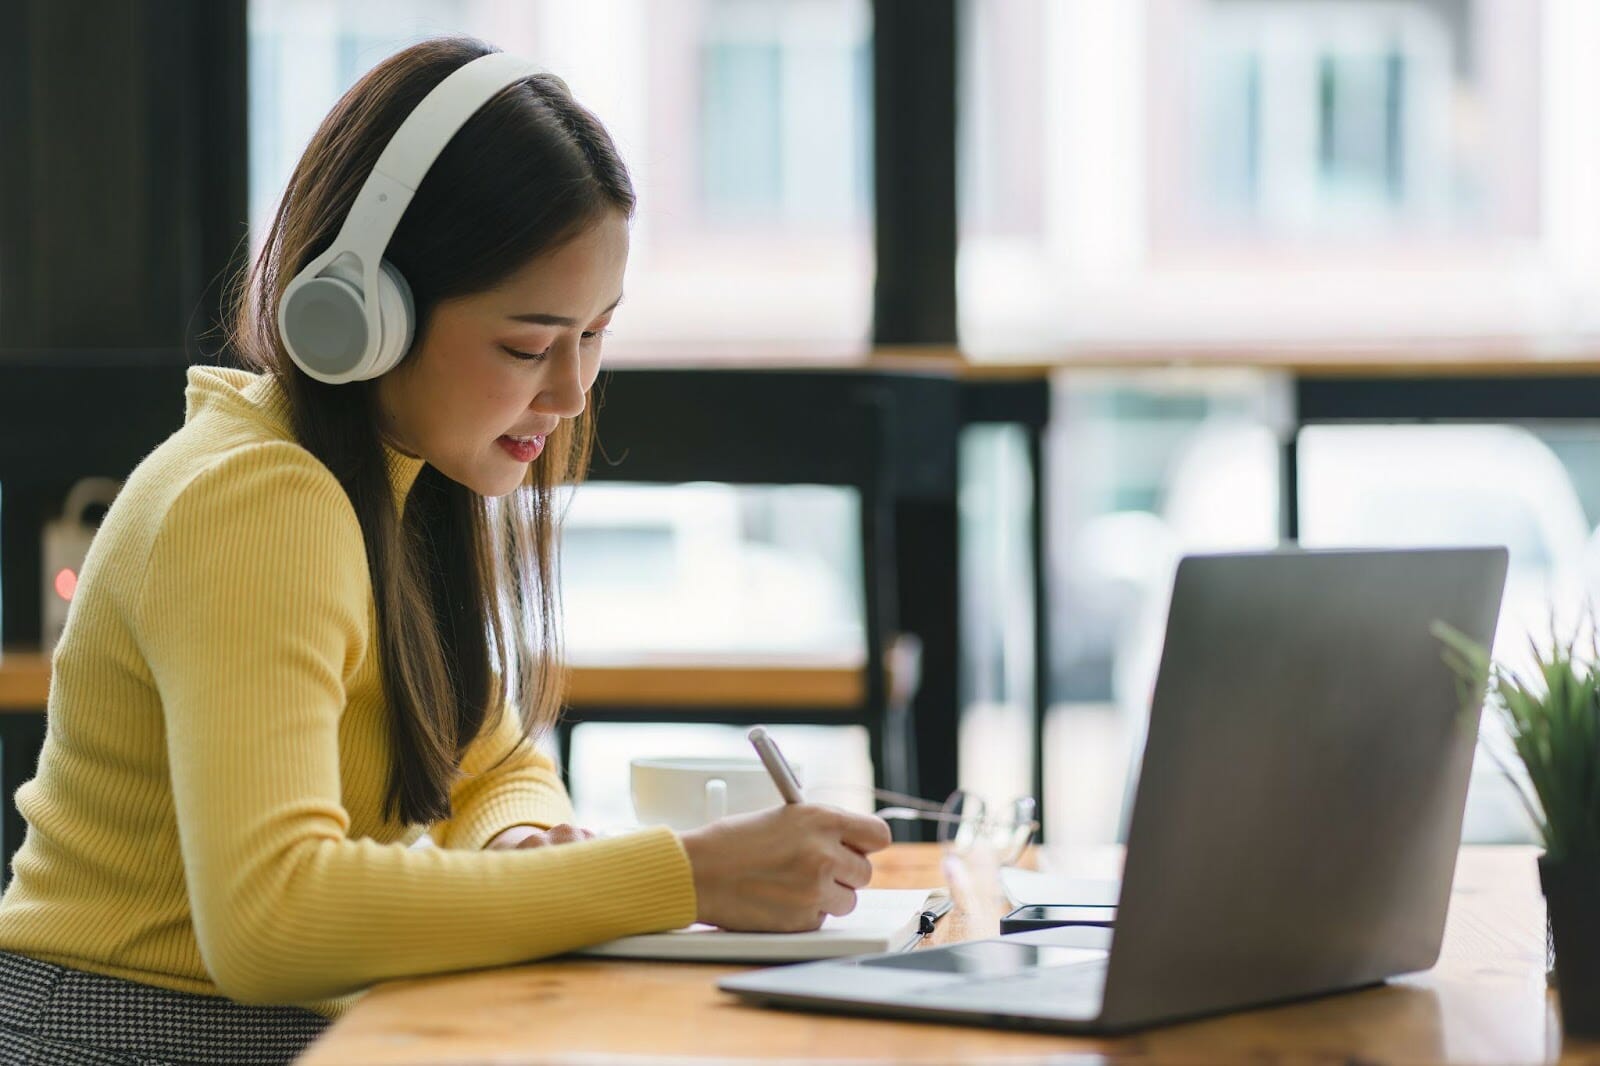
xmin=576 ymin=889 xmax=942 ymax=962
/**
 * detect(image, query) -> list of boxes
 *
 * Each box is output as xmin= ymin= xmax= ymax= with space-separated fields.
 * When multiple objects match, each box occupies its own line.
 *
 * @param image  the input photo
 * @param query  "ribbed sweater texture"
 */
xmin=0 ymin=367 xmax=697 ymax=1017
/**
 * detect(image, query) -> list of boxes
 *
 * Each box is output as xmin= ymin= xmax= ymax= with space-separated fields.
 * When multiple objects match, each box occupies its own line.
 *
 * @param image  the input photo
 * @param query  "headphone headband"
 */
xmin=279 ymin=51 xmax=543 ymax=384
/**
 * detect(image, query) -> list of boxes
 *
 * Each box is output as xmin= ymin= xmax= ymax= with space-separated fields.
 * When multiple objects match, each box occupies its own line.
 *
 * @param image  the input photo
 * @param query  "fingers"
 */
xmin=835 ymin=811 xmax=894 ymax=854
xmin=785 ymin=804 xmax=892 ymax=855
xmin=820 ymin=880 xmax=858 ymax=918
xmin=832 ymin=846 xmax=874 ymax=890
xmin=542 ymin=824 xmax=590 ymax=844
xmin=680 ymin=806 xmax=887 ymax=932
xmin=513 ymin=824 xmax=594 ymax=849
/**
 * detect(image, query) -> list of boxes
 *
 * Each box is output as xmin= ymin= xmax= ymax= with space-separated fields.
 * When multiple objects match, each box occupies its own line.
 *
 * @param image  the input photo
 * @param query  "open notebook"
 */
xmin=576 ymin=889 xmax=946 ymax=962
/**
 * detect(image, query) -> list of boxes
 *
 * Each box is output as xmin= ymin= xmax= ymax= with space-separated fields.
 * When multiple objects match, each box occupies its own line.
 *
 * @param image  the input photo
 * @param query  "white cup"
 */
xmin=629 ymin=756 xmax=799 ymax=830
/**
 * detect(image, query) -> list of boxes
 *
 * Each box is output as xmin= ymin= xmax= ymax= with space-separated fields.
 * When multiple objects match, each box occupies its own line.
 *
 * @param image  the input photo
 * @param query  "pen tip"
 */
xmin=747 ymin=726 xmax=768 ymax=742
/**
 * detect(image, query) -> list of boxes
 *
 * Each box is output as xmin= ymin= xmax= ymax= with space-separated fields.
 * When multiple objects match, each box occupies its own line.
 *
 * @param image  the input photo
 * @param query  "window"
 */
xmin=1182 ymin=0 xmax=1526 ymax=242
xmin=558 ymin=483 xmax=863 ymax=659
xmin=1021 ymin=373 xmax=1286 ymax=842
xmin=248 ymin=0 xmax=873 ymax=356
xmin=1299 ymin=423 xmax=1600 ymax=844
xmin=958 ymin=0 xmax=1591 ymax=356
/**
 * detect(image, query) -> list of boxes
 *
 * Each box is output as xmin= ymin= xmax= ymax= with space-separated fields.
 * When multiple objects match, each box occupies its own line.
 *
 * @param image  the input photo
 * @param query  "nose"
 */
xmin=530 ymin=337 xmax=587 ymax=419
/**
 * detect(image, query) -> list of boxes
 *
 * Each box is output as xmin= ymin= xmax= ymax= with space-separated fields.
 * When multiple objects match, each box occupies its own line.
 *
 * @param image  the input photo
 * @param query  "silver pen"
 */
xmin=747 ymin=726 xmax=805 ymax=803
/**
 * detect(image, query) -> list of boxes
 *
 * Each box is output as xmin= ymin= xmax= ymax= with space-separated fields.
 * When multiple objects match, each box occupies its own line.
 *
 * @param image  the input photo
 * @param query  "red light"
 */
xmin=54 ymin=568 xmax=78 ymax=601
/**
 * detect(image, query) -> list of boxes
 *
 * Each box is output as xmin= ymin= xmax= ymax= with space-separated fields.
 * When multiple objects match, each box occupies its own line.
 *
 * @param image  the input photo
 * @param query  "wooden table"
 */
xmin=299 ymin=843 xmax=1595 ymax=1065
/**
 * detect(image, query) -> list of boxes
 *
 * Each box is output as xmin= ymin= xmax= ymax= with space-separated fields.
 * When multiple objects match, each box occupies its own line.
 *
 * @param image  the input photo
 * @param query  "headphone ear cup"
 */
xmin=368 ymin=259 xmax=416 ymax=378
xmin=279 ymin=269 xmax=370 ymax=383
xmin=282 ymin=257 xmax=412 ymax=382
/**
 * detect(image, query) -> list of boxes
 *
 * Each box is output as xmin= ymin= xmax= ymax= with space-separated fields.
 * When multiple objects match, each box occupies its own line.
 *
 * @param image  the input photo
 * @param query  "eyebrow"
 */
xmin=507 ymin=293 xmax=623 ymax=327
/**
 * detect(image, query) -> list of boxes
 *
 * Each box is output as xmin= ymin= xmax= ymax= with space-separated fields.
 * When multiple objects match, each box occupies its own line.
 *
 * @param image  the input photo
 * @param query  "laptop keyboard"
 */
xmin=955 ymin=960 xmax=1108 ymax=1009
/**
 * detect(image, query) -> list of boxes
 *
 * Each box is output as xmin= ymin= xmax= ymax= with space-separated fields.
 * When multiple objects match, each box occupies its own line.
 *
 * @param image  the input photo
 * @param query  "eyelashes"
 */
xmin=502 ymin=329 xmax=611 ymax=362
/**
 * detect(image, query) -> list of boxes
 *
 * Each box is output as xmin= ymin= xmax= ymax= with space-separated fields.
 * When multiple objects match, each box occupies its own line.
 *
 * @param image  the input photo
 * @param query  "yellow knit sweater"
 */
xmin=0 ymin=367 xmax=696 ymax=1018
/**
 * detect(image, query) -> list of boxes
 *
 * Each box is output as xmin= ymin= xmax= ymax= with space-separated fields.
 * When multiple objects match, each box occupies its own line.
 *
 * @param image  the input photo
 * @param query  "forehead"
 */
xmin=485 ymin=213 xmax=629 ymax=316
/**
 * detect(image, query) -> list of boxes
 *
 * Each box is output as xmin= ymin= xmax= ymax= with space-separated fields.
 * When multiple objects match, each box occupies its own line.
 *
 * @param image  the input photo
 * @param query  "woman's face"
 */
xmin=376 ymin=211 xmax=628 ymax=497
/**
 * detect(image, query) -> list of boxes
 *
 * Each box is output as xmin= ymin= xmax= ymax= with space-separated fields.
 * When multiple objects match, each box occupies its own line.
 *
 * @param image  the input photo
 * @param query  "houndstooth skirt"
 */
xmin=0 ymin=950 xmax=329 ymax=1065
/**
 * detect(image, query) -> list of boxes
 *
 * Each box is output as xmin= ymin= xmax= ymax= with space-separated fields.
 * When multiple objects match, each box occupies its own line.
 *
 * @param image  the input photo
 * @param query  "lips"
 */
xmin=496 ymin=434 xmax=546 ymax=462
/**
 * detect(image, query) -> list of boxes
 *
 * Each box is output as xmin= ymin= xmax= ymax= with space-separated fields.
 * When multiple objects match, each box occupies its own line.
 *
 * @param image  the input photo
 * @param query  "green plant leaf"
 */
xmin=1430 ymin=619 xmax=1600 ymax=860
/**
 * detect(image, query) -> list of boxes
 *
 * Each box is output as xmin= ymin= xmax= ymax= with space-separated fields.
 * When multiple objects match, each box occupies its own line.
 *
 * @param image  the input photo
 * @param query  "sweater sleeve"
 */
xmin=431 ymin=701 xmax=577 ymax=851
xmin=133 ymin=446 xmax=696 ymax=1006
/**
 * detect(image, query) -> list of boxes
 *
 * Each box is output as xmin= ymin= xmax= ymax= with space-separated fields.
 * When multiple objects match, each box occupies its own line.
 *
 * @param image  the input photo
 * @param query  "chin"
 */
xmin=471 ymin=473 xmax=526 ymax=498
xmin=482 ymin=480 xmax=526 ymax=499
xmin=439 ymin=462 xmax=524 ymax=499
xmin=494 ymin=461 xmax=541 ymax=496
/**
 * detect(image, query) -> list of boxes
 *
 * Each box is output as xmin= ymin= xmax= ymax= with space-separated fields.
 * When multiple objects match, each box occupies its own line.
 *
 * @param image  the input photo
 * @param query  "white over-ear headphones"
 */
xmin=277 ymin=51 xmax=542 ymax=384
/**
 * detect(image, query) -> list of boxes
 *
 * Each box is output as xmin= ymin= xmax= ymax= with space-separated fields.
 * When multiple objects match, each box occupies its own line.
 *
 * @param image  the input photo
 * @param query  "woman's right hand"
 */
xmin=678 ymin=804 xmax=893 ymax=932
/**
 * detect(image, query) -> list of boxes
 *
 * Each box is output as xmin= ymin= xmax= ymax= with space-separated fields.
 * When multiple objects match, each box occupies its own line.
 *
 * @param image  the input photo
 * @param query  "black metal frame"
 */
xmin=873 ymin=0 xmax=958 ymax=345
xmin=1283 ymin=372 xmax=1600 ymax=538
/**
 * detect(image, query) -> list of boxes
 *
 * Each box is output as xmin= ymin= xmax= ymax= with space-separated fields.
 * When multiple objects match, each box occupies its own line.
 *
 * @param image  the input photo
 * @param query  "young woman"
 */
xmin=0 ymin=36 xmax=891 ymax=1064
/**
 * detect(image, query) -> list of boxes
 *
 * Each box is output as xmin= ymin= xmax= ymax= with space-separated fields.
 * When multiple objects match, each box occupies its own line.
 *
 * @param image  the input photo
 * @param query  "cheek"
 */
xmin=418 ymin=365 xmax=513 ymax=448
xmin=458 ymin=355 xmax=523 ymax=409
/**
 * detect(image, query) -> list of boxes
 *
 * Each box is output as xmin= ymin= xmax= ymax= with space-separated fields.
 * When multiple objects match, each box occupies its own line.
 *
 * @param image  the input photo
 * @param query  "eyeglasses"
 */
xmin=869 ymin=788 xmax=1039 ymax=867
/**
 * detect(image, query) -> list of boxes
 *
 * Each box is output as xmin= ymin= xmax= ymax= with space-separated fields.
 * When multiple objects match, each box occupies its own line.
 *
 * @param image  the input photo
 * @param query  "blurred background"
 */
xmin=7 ymin=0 xmax=1600 ymax=850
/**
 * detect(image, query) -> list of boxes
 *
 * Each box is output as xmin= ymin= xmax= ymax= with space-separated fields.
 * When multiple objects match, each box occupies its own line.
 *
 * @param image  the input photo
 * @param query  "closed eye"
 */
xmin=502 ymin=330 xmax=610 ymax=363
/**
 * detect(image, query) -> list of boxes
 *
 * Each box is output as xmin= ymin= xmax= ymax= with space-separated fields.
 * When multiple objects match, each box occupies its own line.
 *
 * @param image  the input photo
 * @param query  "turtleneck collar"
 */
xmin=185 ymin=365 xmax=426 ymax=516
xmin=379 ymin=438 xmax=426 ymax=515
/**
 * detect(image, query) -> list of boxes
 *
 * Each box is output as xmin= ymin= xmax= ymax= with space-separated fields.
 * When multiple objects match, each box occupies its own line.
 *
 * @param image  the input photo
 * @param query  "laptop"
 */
xmin=720 ymin=546 xmax=1508 ymax=1033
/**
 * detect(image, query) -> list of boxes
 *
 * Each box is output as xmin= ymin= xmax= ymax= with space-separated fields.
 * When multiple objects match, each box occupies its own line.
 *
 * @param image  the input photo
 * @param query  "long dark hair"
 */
xmin=226 ymin=36 xmax=633 ymax=824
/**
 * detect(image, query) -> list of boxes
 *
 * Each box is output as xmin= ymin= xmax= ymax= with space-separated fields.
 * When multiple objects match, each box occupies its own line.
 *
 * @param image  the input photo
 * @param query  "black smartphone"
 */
xmin=999 ymin=904 xmax=1117 ymax=935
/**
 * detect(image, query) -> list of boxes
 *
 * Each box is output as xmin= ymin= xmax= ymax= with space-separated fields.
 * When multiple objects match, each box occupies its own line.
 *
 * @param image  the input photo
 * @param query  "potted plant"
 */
xmin=1435 ymin=622 xmax=1600 ymax=1036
